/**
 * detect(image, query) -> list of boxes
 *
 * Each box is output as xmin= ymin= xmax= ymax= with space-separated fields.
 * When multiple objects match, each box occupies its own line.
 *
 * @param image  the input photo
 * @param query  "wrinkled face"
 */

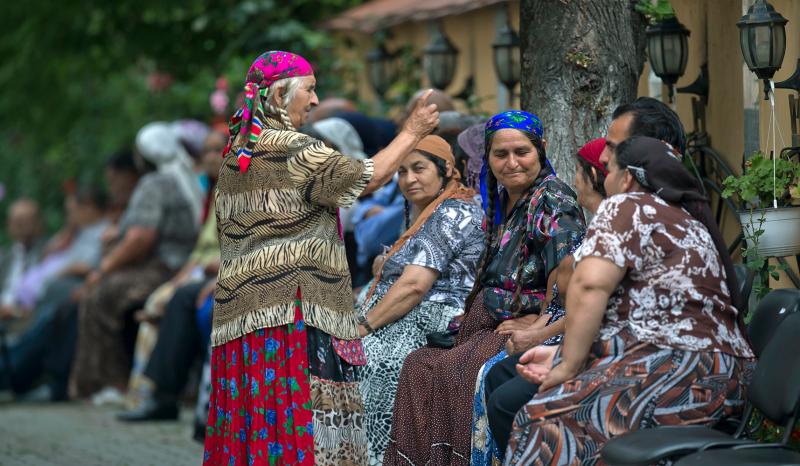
xmin=488 ymin=128 xmax=541 ymax=194
xmin=397 ymin=151 xmax=447 ymax=208
xmin=286 ymin=75 xmax=319 ymax=128
xmin=600 ymin=113 xmax=634 ymax=167
xmin=202 ymin=132 xmax=228 ymax=181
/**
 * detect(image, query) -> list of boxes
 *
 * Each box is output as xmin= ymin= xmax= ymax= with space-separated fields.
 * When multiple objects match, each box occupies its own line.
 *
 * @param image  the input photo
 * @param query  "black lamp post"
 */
xmin=646 ymin=16 xmax=690 ymax=103
xmin=737 ymin=0 xmax=788 ymax=100
xmin=492 ymin=22 xmax=521 ymax=102
xmin=366 ymin=43 xmax=395 ymax=97
xmin=423 ymin=23 xmax=459 ymax=90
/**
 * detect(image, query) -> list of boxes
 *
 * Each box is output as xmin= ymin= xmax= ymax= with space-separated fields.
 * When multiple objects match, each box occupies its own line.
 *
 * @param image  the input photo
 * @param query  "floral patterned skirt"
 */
xmin=204 ymin=294 xmax=367 ymax=466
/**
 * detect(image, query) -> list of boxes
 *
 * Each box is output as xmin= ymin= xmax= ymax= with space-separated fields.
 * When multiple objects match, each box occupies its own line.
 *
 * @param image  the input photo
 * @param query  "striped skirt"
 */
xmin=505 ymin=328 xmax=754 ymax=465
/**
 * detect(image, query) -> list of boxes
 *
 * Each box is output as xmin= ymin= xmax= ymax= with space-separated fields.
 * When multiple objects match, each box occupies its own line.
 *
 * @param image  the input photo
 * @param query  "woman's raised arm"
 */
xmin=363 ymin=90 xmax=440 ymax=195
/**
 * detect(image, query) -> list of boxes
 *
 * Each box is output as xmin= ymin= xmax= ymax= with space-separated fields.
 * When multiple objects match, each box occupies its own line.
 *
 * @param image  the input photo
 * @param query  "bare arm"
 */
xmin=359 ymin=264 xmax=439 ymax=336
xmin=556 ymin=255 xmax=576 ymax=303
xmin=167 ymin=258 xmax=200 ymax=286
xmin=60 ymin=263 xmax=93 ymax=278
xmin=99 ymin=226 xmax=158 ymax=274
xmin=362 ymin=90 xmax=440 ymax=195
xmin=538 ymin=257 xmax=624 ymax=390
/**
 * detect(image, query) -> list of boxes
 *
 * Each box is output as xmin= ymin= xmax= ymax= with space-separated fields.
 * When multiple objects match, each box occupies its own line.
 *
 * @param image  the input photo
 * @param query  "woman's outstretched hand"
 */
xmin=537 ymin=362 xmax=579 ymax=392
xmin=401 ymin=89 xmax=440 ymax=139
xmin=515 ymin=345 xmax=559 ymax=385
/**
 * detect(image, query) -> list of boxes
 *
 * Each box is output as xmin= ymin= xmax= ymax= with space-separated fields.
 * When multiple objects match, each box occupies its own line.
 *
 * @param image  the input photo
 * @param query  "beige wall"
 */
xmin=651 ymin=0 xmax=800 ymax=288
xmin=335 ymin=1 xmax=520 ymax=117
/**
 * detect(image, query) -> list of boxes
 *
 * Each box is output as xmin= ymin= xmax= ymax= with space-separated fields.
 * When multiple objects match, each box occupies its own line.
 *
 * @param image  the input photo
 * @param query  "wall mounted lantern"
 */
xmin=492 ymin=22 xmax=521 ymax=100
xmin=646 ymin=16 xmax=690 ymax=103
xmin=423 ymin=23 xmax=459 ymax=90
xmin=366 ymin=42 xmax=396 ymax=97
xmin=737 ymin=0 xmax=788 ymax=99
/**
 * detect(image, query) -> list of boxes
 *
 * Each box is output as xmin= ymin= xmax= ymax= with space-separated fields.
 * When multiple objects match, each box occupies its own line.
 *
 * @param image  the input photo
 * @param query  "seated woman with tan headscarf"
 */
xmin=356 ymin=135 xmax=484 ymax=465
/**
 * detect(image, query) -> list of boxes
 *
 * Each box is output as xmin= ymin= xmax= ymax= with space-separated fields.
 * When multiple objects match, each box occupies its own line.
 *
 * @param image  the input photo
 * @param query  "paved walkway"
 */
xmin=0 ymin=402 xmax=203 ymax=465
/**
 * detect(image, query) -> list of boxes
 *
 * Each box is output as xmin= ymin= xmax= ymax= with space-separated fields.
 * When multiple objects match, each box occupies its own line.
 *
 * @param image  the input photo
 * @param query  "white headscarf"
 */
xmin=135 ymin=122 xmax=205 ymax=224
xmin=312 ymin=117 xmax=367 ymax=159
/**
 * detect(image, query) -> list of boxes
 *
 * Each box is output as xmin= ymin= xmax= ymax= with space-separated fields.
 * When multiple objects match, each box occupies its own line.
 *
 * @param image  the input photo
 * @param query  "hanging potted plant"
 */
xmin=722 ymin=150 xmax=800 ymax=296
xmin=723 ymin=150 xmax=800 ymax=255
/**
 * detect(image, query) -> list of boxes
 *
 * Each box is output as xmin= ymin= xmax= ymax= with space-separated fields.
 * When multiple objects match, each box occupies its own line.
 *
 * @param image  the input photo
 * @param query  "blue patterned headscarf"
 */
xmin=480 ymin=110 xmax=553 ymax=224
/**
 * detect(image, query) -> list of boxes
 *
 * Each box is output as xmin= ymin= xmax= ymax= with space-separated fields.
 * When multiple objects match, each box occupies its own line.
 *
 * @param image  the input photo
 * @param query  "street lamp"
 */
xmin=737 ymin=0 xmax=788 ymax=100
xmin=366 ymin=43 xmax=395 ymax=97
xmin=492 ymin=22 xmax=521 ymax=101
xmin=646 ymin=16 xmax=690 ymax=103
xmin=423 ymin=23 xmax=459 ymax=90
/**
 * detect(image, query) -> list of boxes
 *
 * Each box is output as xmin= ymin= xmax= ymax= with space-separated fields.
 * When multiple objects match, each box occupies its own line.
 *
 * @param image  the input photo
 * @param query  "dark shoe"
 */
xmin=116 ymin=397 xmax=178 ymax=422
xmin=192 ymin=422 xmax=206 ymax=443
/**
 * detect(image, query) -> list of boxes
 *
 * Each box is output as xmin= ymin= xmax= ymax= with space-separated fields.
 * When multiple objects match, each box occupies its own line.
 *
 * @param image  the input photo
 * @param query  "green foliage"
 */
xmin=635 ymin=0 xmax=675 ymax=23
xmin=722 ymin=152 xmax=798 ymax=298
xmin=0 ymin=0 xmax=362 ymax=244
xmin=722 ymin=152 xmax=800 ymax=208
xmin=748 ymin=412 xmax=800 ymax=448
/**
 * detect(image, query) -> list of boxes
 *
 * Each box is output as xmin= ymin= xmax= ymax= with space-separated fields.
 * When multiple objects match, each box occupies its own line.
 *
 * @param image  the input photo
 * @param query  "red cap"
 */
xmin=577 ymin=138 xmax=608 ymax=176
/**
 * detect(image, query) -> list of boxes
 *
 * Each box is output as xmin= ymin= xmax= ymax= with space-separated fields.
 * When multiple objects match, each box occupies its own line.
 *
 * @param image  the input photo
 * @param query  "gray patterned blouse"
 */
xmin=373 ymin=198 xmax=485 ymax=309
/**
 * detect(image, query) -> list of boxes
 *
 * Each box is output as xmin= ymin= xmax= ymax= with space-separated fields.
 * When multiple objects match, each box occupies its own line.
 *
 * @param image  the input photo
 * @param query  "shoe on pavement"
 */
xmin=91 ymin=387 xmax=126 ymax=407
xmin=116 ymin=397 xmax=179 ymax=422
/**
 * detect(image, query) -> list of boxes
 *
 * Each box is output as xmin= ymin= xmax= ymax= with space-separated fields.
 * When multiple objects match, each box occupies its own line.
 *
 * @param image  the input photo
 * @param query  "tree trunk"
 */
xmin=520 ymin=0 xmax=648 ymax=185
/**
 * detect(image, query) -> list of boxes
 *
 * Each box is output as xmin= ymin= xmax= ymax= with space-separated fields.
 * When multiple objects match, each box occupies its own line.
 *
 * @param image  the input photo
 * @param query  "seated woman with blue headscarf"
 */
xmin=383 ymin=111 xmax=586 ymax=466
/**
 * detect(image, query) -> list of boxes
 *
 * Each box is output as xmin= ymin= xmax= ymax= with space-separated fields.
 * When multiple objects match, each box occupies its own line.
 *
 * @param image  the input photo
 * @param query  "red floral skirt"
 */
xmin=203 ymin=299 xmax=314 ymax=466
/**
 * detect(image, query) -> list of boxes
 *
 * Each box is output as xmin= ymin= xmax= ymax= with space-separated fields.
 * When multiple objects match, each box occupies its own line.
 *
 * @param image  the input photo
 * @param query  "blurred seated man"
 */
xmin=69 ymin=123 xmax=201 ymax=403
xmin=0 ymin=152 xmax=140 ymax=401
xmin=9 ymin=188 xmax=109 ymax=314
xmin=0 ymin=187 xmax=109 ymax=399
xmin=0 ymin=199 xmax=46 ymax=320
xmin=350 ymin=177 xmax=405 ymax=287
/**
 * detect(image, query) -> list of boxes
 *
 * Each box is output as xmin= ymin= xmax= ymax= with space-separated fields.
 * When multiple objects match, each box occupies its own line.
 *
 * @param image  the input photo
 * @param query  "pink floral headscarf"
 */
xmin=224 ymin=51 xmax=314 ymax=172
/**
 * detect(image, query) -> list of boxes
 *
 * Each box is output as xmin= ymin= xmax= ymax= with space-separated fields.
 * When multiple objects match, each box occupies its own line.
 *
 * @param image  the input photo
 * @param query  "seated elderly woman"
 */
xmin=504 ymin=136 xmax=754 ymax=465
xmin=383 ymin=111 xmax=586 ymax=466
xmin=470 ymin=138 xmax=608 ymax=464
xmin=357 ymin=135 xmax=484 ymax=465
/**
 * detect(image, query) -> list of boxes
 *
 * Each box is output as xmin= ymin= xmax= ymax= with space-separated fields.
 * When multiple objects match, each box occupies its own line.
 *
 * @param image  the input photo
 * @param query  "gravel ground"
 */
xmin=0 ymin=402 xmax=203 ymax=466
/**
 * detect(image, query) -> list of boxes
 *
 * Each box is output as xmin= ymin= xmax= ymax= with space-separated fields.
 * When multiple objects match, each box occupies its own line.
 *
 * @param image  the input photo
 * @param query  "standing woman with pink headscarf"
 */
xmin=204 ymin=51 xmax=439 ymax=465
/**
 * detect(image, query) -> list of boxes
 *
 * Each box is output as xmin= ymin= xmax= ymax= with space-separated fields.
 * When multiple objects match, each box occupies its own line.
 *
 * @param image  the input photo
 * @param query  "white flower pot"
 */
xmin=739 ymin=207 xmax=800 ymax=257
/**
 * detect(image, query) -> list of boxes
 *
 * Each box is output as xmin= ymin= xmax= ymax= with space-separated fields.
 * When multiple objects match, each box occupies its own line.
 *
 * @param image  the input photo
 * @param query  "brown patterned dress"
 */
xmin=505 ymin=192 xmax=755 ymax=465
